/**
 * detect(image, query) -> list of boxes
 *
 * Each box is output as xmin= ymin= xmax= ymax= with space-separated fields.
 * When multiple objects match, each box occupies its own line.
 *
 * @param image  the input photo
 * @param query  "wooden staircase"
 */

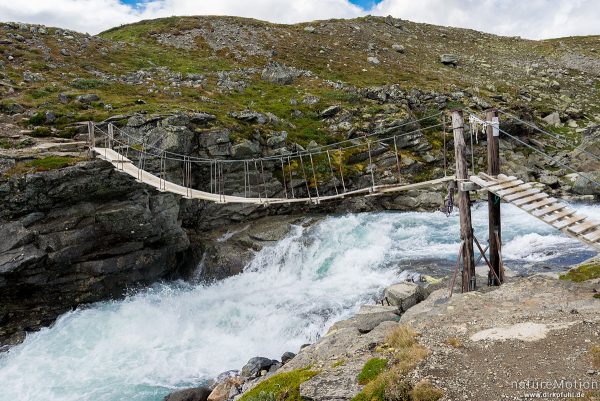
xmin=471 ymin=173 xmax=600 ymax=251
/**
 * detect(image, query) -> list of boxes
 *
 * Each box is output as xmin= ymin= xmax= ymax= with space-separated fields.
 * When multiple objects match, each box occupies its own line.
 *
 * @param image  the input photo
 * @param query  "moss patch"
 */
xmin=239 ymin=367 xmax=318 ymax=401
xmin=4 ymin=156 xmax=83 ymax=177
xmin=357 ymin=358 xmax=388 ymax=385
xmin=560 ymin=262 xmax=600 ymax=282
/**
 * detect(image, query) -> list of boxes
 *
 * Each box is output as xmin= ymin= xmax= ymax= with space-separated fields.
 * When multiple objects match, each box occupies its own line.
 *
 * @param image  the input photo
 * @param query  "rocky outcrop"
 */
xmin=0 ymin=160 xmax=191 ymax=345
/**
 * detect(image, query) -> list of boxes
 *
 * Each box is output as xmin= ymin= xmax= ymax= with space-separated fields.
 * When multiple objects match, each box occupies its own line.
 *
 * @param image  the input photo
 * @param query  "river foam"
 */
xmin=0 ymin=203 xmax=598 ymax=401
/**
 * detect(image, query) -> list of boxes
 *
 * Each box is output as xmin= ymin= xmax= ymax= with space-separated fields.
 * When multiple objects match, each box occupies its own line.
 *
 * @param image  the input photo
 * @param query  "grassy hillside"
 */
xmin=0 ymin=15 xmax=599 ymax=148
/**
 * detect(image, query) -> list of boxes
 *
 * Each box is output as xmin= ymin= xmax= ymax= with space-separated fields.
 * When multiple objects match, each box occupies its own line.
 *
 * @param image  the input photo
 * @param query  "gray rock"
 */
xmin=384 ymin=282 xmax=424 ymax=312
xmin=190 ymin=112 xmax=216 ymax=124
xmin=302 ymin=95 xmax=320 ymax=105
xmin=440 ymin=54 xmax=459 ymax=66
xmin=367 ymin=56 xmax=380 ymax=65
xmin=320 ymin=105 xmax=342 ymax=118
xmin=60 ymin=48 xmax=70 ymax=56
xmin=231 ymin=140 xmax=261 ymax=159
xmin=163 ymin=387 xmax=211 ymax=401
xmin=75 ymin=94 xmax=100 ymax=104
xmin=241 ymin=357 xmax=276 ymax=378
xmin=572 ymin=172 xmax=600 ymax=195
xmin=45 ymin=111 xmax=56 ymax=124
xmin=543 ymin=111 xmax=561 ymax=126
xmin=281 ymin=351 xmax=296 ymax=364
xmin=354 ymin=305 xmax=400 ymax=333
xmin=23 ymin=71 xmax=44 ymax=82
xmin=266 ymin=131 xmax=287 ymax=148
xmin=261 ymin=62 xmax=299 ymax=85
xmin=539 ymin=174 xmax=559 ymax=187
xmin=229 ymin=110 xmax=268 ymax=124
xmin=198 ymin=129 xmax=231 ymax=157
xmin=58 ymin=93 xmax=70 ymax=104
xmin=304 ymin=26 xmax=316 ymax=33
xmin=392 ymin=44 xmax=405 ymax=53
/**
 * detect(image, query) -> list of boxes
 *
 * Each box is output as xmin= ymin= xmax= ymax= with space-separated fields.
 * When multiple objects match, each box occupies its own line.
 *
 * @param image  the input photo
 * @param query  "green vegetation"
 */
xmin=357 ymin=358 xmax=388 ymax=385
xmin=31 ymin=127 xmax=53 ymax=137
xmin=559 ymin=261 xmax=600 ymax=282
xmin=352 ymin=326 xmax=441 ymax=401
xmin=28 ymin=112 xmax=46 ymax=125
xmin=4 ymin=156 xmax=83 ymax=177
xmin=239 ymin=368 xmax=318 ymax=401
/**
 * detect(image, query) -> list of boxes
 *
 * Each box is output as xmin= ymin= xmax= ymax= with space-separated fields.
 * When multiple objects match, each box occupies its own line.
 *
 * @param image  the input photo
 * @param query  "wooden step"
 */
xmin=569 ymin=220 xmax=600 ymax=235
xmin=532 ymin=203 xmax=566 ymax=217
xmin=522 ymin=197 xmax=556 ymax=212
xmin=497 ymin=184 xmax=534 ymax=198
xmin=554 ymin=215 xmax=586 ymax=230
xmin=504 ymin=188 xmax=541 ymax=202
xmin=478 ymin=174 xmax=517 ymax=187
xmin=513 ymin=193 xmax=548 ymax=206
xmin=487 ymin=179 xmax=525 ymax=192
xmin=544 ymin=209 xmax=576 ymax=224
xmin=584 ymin=230 xmax=600 ymax=243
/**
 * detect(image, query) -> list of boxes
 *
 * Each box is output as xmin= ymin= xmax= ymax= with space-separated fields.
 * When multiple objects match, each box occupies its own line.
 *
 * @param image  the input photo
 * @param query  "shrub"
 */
xmin=357 ymin=358 xmax=388 ymax=385
xmin=28 ymin=112 xmax=46 ymax=125
xmin=31 ymin=127 xmax=53 ymax=137
xmin=386 ymin=326 xmax=418 ymax=350
xmin=409 ymin=380 xmax=443 ymax=401
xmin=445 ymin=337 xmax=463 ymax=348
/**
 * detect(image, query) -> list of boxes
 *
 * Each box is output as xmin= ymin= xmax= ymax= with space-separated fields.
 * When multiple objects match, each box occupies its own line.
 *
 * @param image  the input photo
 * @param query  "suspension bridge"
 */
xmin=87 ymin=108 xmax=600 ymax=292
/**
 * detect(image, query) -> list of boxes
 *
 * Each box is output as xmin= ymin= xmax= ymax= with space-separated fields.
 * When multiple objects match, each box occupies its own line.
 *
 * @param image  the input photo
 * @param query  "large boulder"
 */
xmin=163 ymin=387 xmax=211 ymax=401
xmin=383 ymin=282 xmax=426 ymax=312
xmin=261 ymin=62 xmax=300 ymax=85
xmin=572 ymin=171 xmax=600 ymax=196
xmin=198 ymin=129 xmax=232 ymax=157
xmin=241 ymin=357 xmax=277 ymax=378
xmin=354 ymin=305 xmax=400 ymax=333
xmin=231 ymin=140 xmax=261 ymax=159
xmin=75 ymin=94 xmax=100 ymax=104
xmin=440 ymin=54 xmax=459 ymax=66
xmin=207 ymin=377 xmax=244 ymax=401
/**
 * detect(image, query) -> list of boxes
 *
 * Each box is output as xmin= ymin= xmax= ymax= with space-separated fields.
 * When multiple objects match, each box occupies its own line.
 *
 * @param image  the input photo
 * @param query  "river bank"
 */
xmin=0 ymin=205 xmax=598 ymax=401
xmin=165 ymin=256 xmax=600 ymax=401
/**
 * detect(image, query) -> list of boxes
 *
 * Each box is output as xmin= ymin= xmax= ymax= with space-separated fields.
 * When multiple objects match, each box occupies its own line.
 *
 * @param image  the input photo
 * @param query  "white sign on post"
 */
xmin=492 ymin=116 xmax=500 ymax=137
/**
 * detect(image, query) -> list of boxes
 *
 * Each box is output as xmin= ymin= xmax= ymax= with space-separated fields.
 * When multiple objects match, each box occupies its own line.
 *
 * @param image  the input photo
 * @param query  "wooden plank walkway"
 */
xmin=94 ymin=147 xmax=455 ymax=205
xmin=471 ymin=173 xmax=600 ymax=251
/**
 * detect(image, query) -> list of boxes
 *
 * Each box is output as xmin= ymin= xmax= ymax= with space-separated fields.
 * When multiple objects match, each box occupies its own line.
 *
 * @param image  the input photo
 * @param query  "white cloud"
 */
xmin=0 ymin=0 xmax=599 ymax=39
xmin=372 ymin=0 xmax=600 ymax=39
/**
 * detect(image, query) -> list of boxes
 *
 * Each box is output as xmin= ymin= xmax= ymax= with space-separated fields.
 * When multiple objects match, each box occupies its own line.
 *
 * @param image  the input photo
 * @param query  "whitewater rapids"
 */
xmin=0 ymin=203 xmax=598 ymax=401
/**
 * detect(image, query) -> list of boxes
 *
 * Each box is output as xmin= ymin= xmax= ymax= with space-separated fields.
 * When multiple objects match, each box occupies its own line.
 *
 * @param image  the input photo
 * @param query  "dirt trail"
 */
xmin=401 ymin=275 xmax=600 ymax=400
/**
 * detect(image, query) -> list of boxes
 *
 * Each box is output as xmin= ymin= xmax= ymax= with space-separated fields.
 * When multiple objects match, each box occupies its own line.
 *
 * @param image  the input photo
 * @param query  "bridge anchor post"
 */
xmin=87 ymin=121 xmax=95 ymax=159
xmin=452 ymin=110 xmax=476 ymax=292
xmin=486 ymin=109 xmax=503 ymax=285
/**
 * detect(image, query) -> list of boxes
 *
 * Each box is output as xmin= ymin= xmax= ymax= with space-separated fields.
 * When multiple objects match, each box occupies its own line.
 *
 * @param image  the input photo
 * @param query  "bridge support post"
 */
xmin=486 ymin=109 xmax=503 ymax=285
xmin=87 ymin=121 xmax=95 ymax=159
xmin=452 ymin=110 xmax=476 ymax=292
